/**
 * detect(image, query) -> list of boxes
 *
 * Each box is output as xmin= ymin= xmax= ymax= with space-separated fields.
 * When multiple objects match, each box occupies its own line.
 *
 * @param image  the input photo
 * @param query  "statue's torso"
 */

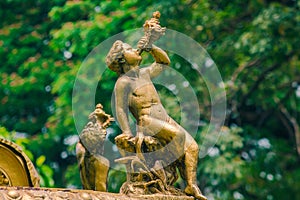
xmin=128 ymin=69 xmax=168 ymax=122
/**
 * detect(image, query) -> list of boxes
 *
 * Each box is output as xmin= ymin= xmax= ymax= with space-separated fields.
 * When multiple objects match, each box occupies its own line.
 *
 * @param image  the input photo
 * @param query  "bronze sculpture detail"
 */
xmin=76 ymin=103 xmax=114 ymax=191
xmin=0 ymin=138 xmax=40 ymax=187
xmin=106 ymin=11 xmax=207 ymax=200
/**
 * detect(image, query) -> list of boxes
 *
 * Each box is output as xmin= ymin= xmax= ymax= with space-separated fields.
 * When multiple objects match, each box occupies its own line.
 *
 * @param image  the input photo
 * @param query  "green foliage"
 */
xmin=107 ymin=164 xmax=127 ymax=193
xmin=0 ymin=0 xmax=299 ymax=199
xmin=36 ymin=155 xmax=55 ymax=187
xmin=64 ymin=163 xmax=81 ymax=188
xmin=198 ymin=126 xmax=245 ymax=199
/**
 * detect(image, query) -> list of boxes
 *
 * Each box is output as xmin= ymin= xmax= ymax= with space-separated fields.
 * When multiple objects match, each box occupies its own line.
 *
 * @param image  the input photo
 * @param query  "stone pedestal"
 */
xmin=0 ymin=187 xmax=194 ymax=200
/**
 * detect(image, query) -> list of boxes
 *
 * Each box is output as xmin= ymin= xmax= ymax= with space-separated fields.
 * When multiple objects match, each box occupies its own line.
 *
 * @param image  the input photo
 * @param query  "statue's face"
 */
xmin=122 ymin=43 xmax=142 ymax=66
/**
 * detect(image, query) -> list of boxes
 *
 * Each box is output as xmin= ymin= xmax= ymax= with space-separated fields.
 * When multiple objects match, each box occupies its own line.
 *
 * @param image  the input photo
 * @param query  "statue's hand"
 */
xmin=137 ymin=36 xmax=151 ymax=51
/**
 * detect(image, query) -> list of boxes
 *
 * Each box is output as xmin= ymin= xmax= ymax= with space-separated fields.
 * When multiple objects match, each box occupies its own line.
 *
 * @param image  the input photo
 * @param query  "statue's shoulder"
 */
xmin=115 ymin=76 xmax=134 ymax=92
xmin=140 ymin=66 xmax=152 ymax=77
xmin=116 ymin=75 xmax=132 ymax=85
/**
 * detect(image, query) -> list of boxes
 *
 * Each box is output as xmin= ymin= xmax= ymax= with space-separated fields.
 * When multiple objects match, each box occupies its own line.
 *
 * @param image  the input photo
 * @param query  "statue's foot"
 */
xmin=184 ymin=184 xmax=207 ymax=200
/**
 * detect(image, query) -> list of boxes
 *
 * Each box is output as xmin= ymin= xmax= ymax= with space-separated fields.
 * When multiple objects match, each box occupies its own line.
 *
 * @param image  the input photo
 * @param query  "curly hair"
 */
xmin=105 ymin=40 xmax=126 ymax=75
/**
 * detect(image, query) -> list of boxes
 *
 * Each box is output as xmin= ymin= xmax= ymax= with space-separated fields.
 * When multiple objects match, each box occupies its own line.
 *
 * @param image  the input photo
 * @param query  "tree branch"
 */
xmin=239 ymin=53 xmax=294 ymax=108
xmin=279 ymin=105 xmax=300 ymax=156
xmin=230 ymin=59 xmax=260 ymax=84
xmin=239 ymin=63 xmax=280 ymax=108
xmin=273 ymin=92 xmax=300 ymax=156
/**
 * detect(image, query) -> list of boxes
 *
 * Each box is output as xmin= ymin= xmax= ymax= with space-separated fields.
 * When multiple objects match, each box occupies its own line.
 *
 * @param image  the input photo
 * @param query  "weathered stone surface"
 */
xmin=0 ymin=187 xmax=194 ymax=200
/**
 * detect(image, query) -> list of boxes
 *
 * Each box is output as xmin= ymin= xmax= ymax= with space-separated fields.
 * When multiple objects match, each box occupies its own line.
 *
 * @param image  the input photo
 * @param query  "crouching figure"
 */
xmin=76 ymin=104 xmax=114 ymax=191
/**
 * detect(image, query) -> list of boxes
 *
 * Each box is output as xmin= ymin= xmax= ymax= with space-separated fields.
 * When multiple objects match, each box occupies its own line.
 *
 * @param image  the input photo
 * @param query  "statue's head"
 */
xmin=105 ymin=40 xmax=126 ymax=75
xmin=106 ymin=40 xmax=142 ymax=75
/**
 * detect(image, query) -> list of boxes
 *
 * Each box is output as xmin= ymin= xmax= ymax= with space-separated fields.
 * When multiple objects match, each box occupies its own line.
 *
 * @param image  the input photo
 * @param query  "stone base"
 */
xmin=0 ymin=186 xmax=194 ymax=200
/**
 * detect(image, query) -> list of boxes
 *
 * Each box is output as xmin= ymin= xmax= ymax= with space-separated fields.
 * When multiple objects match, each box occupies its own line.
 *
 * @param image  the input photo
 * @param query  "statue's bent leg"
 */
xmin=139 ymin=115 xmax=185 ymax=156
xmin=94 ymin=155 xmax=110 ymax=191
xmin=76 ymin=142 xmax=90 ymax=189
xmin=184 ymin=141 xmax=207 ymax=200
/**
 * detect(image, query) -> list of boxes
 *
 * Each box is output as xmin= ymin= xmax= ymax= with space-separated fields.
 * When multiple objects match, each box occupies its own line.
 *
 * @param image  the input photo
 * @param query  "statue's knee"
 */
xmin=188 ymin=141 xmax=199 ymax=153
xmin=175 ymin=130 xmax=185 ymax=142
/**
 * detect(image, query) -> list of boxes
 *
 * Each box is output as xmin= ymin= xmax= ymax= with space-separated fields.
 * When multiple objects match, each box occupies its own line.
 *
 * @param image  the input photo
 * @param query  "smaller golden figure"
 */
xmin=76 ymin=103 xmax=114 ymax=191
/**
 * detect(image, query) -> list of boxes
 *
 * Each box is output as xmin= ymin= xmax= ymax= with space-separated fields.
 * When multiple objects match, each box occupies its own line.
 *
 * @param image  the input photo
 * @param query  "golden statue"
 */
xmin=76 ymin=103 xmax=114 ymax=191
xmin=106 ymin=11 xmax=207 ymax=200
